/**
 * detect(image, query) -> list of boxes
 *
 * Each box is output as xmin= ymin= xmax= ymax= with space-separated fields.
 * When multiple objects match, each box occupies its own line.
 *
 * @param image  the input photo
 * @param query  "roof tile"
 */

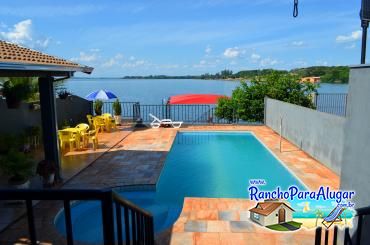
xmin=0 ymin=40 xmax=80 ymax=67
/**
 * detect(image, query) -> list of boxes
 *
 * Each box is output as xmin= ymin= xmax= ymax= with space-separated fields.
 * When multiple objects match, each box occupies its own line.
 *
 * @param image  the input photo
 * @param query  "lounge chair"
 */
xmin=149 ymin=113 xmax=183 ymax=128
xmin=322 ymin=205 xmax=346 ymax=229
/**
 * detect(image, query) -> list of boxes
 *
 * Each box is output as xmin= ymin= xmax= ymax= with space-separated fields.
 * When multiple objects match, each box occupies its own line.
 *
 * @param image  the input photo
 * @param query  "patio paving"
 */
xmin=0 ymin=125 xmax=340 ymax=245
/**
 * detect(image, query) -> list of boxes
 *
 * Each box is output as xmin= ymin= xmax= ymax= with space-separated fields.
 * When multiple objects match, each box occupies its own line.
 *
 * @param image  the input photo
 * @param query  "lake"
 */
xmin=62 ymin=78 xmax=348 ymax=104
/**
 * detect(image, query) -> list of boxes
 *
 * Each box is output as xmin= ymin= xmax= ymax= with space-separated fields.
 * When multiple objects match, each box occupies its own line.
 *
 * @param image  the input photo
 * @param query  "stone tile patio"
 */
xmin=0 ymin=125 xmax=340 ymax=245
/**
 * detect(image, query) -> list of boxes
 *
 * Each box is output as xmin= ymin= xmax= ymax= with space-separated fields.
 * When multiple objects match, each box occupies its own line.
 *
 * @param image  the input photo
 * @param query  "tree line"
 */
xmin=121 ymin=66 xmax=350 ymax=83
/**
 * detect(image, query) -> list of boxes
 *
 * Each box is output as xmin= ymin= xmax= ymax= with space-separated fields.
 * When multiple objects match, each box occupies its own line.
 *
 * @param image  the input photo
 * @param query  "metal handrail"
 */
xmin=112 ymin=191 xmax=153 ymax=218
xmin=0 ymin=188 xmax=155 ymax=245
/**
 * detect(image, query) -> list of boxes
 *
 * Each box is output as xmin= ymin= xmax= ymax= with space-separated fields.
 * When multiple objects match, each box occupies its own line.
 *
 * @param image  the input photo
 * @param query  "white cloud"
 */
xmin=0 ymin=19 xmax=32 ymax=44
xmin=205 ymin=46 xmax=212 ymax=54
xmin=35 ymin=38 xmax=51 ymax=49
xmin=223 ymin=47 xmax=241 ymax=58
xmin=101 ymin=53 xmax=124 ymax=67
xmin=71 ymin=51 xmax=98 ymax=62
xmin=90 ymin=48 xmax=100 ymax=52
xmin=336 ymin=30 xmax=361 ymax=43
xmin=122 ymin=59 xmax=146 ymax=68
xmin=292 ymin=41 xmax=304 ymax=47
xmin=260 ymin=57 xmax=278 ymax=67
xmin=0 ymin=19 xmax=52 ymax=50
xmin=251 ymin=53 xmax=261 ymax=62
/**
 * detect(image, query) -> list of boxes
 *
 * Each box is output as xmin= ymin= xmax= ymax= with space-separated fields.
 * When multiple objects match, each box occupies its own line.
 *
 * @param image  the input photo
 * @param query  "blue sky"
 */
xmin=0 ymin=0 xmax=363 ymax=77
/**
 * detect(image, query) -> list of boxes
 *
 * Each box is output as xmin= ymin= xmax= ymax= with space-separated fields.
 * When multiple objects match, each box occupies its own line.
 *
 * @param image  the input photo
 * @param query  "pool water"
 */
xmin=55 ymin=132 xmax=317 ymax=243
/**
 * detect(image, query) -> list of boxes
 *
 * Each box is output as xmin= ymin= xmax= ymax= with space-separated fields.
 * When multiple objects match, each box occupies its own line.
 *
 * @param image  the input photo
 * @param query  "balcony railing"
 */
xmin=0 ymin=189 xmax=154 ymax=245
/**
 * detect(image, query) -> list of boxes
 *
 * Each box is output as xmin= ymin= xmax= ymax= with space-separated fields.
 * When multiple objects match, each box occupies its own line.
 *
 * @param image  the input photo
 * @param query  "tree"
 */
xmin=315 ymin=209 xmax=324 ymax=226
xmin=215 ymin=71 xmax=317 ymax=122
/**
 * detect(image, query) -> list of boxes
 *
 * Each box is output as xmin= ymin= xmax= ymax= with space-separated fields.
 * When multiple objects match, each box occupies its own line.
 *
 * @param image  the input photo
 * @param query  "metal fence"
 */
xmin=98 ymin=101 xmax=139 ymax=119
xmin=0 ymin=189 xmax=154 ymax=245
xmin=96 ymin=93 xmax=348 ymax=125
xmin=97 ymin=102 xmax=246 ymax=124
xmin=314 ymin=93 xmax=348 ymax=117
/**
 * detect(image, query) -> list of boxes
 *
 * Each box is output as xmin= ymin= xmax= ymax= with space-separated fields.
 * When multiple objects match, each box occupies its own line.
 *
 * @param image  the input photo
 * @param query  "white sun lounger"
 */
xmin=149 ymin=113 xmax=183 ymax=128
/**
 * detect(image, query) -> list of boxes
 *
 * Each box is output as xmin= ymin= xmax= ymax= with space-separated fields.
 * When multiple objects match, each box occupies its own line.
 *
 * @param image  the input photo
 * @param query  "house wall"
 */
xmin=0 ymin=95 xmax=93 ymax=134
xmin=250 ymin=212 xmax=265 ymax=226
xmin=264 ymin=98 xmax=345 ymax=175
xmin=340 ymin=66 xmax=370 ymax=243
xmin=250 ymin=204 xmax=293 ymax=226
xmin=264 ymin=204 xmax=293 ymax=226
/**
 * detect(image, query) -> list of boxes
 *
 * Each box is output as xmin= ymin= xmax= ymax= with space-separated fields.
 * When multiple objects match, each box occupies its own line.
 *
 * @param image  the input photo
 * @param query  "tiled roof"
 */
xmin=249 ymin=202 xmax=294 ymax=216
xmin=0 ymin=40 xmax=80 ymax=67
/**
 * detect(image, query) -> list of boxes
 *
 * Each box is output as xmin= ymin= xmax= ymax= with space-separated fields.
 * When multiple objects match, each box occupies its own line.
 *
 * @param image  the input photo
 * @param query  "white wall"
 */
xmin=339 ymin=67 xmax=370 ymax=244
xmin=265 ymin=98 xmax=346 ymax=175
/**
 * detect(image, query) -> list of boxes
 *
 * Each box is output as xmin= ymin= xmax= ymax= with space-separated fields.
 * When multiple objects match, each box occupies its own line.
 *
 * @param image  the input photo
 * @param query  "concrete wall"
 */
xmin=0 ymin=95 xmax=92 ymax=134
xmin=340 ymin=66 xmax=370 ymax=207
xmin=339 ymin=66 xmax=370 ymax=244
xmin=265 ymin=98 xmax=345 ymax=175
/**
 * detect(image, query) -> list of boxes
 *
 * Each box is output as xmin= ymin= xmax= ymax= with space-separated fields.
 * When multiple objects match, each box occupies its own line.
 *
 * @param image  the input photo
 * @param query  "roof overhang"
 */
xmin=0 ymin=61 xmax=93 ymax=77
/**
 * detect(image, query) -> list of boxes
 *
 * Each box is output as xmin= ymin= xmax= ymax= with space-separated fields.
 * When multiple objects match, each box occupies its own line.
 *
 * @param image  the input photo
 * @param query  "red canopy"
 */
xmin=168 ymin=94 xmax=227 ymax=104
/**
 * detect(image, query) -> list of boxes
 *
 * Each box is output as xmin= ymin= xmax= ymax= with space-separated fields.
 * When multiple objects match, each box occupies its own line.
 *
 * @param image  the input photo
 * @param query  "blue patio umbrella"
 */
xmin=85 ymin=89 xmax=118 ymax=100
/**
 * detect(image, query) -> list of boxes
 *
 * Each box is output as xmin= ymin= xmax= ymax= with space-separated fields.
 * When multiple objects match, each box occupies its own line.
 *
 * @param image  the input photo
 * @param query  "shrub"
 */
xmin=94 ymin=99 xmax=103 ymax=115
xmin=0 ymin=150 xmax=35 ymax=184
xmin=57 ymin=90 xmax=72 ymax=99
xmin=113 ymin=99 xmax=122 ymax=116
xmin=216 ymin=72 xmax=317 ymax=122
xmin=2 ymin=79 xmax=32 ymax=108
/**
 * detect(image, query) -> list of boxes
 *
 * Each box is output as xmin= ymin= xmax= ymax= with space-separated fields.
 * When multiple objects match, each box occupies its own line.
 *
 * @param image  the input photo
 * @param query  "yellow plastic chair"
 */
xmin=58 ymin=130 xmax=77 ymax=152
xmin=75 ymin=123 xmax=89 ymax=147
xmin=93 ymin=116 xmax=106 ymax=133
xmin=87 ymin=128 xmax=99 ymax=150
xmin=86 ymin=114 xmax=94 ymax=129
xmin=102 ymin=113 xmax=116 ymax=131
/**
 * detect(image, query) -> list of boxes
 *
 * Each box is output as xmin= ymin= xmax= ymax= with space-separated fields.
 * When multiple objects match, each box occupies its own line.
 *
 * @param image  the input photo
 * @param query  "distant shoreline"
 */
xmin=71 ymin=77 xmax=348 ymax=85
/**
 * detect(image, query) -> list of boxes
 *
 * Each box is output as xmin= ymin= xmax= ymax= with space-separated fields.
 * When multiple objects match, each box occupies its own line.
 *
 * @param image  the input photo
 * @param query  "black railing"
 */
xmin=106 ymin=102 xmax=245 ymax=124
xmin=0 ymin=189 xmax=154 ymax=245
xmin=315 ymin=206 xmax=370 ymax=245
xmin=95 ymin=101 xmax=140 ymax=119
xmin=314 ymin=93 xmax=348 ymax=117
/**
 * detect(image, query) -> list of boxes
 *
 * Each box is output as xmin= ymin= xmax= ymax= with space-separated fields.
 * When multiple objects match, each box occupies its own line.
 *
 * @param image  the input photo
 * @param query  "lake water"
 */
xmin=62 ymin=78 xmax=348 ymax=104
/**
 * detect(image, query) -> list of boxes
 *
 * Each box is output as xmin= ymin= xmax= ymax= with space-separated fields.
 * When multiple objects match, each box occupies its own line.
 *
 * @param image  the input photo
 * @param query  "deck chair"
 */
xmin=322 ymin=205 xmax=346 ymax=229
xmin=149 ymin=113 xmax=183 ymax=128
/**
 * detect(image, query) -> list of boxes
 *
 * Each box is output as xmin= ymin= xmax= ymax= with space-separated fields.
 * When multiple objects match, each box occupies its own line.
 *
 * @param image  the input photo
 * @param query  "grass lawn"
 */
xmin=266 ymin=221 xmax=303 ymax=231
xmin=266 ymin=224 xmax=290 ymax=231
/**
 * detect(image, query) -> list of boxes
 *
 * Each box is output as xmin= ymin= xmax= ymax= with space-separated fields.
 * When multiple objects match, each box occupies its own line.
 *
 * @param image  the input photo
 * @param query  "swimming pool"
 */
xmin=55 ymin=131 xmax=308 ymax=243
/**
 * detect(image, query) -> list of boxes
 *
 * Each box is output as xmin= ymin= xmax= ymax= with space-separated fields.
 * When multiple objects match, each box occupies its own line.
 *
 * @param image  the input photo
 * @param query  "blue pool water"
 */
xmin=55 ymin=131 xmax=343 ymax=244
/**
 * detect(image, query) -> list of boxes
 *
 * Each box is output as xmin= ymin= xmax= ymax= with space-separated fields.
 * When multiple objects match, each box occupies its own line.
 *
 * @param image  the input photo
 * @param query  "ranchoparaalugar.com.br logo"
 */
xmin=248 ymin=179 xmax=355 ymax=207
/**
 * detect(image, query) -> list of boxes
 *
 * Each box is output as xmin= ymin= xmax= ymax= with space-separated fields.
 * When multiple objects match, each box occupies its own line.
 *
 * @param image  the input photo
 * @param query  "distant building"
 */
xmin=300 ymin=76 xmax=321 ymax=83
xmin=249 ymin=199 xmax=295 ymax=226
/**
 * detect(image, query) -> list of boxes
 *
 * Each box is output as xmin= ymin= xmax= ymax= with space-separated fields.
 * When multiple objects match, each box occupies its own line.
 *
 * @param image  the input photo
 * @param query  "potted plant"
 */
xmin=36 ymin=159 xmax=57 ymax=187
xmin=113 ymin=99 xmax=122 ymax=125
xmin=94 ymin=99 xmax=103 ymax=115
xmin=2 ymin=80 xmax=31 ymax=108
xmin=0 ymin=150 xmax=35 ymax=189
xmin=57 ymin=90 xmax=71 ymax=100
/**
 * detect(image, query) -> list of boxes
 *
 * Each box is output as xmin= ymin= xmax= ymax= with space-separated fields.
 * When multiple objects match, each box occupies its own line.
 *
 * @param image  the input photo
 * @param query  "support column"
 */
xmin=38 ymin=76 xmax=62 ymax=182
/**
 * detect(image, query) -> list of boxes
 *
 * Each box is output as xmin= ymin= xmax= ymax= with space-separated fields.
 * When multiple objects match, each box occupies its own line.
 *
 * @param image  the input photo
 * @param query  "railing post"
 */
xmin=101 ymin=191 xmax=115 ymax=245
xmin=63 ymin=200 xmax=74 ymax=245
xmin=315 ymin=227 xmax=322 ymax=245
xmin=26 ymin=200 xmax=37 ymax=245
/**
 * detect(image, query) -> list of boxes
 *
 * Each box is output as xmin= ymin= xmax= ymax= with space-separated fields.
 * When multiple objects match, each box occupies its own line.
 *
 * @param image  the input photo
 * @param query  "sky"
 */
xmin=0 ymin=0 xmax=364 ymax=77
